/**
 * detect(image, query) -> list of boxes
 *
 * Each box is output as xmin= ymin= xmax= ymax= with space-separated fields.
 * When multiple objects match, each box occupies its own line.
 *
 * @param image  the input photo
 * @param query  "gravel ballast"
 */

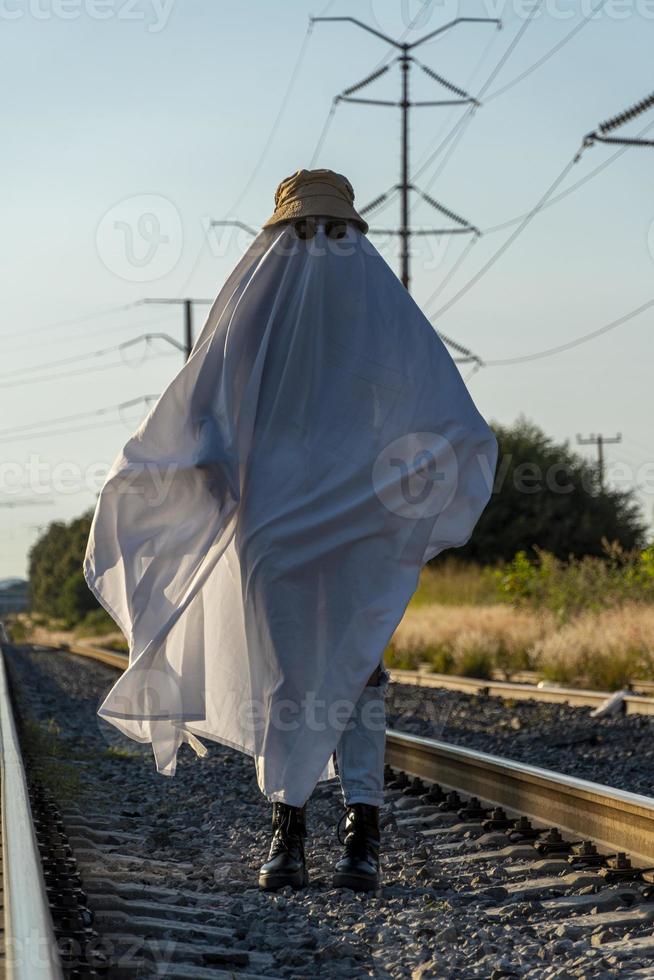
xmin=5 ymin=645 xmax=654 ymax=979
xmin=387 ymin=683 xmax=654 ymax=797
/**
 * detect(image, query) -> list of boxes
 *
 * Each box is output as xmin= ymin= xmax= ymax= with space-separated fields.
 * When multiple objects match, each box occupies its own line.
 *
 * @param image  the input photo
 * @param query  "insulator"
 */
xmin=436 ymin=330 xmax=475 ymax=360
xmin=342 ymin=63 xmax=390 ymax=97
xmin=420 ymin=63 xmax=469 ymax=100
xmin=360 ymin=191 xmax=389 ymax=215
xmin=420 ymin=191 xmax=471 ymax=228
xmin=599 ymin=91 xmax=654 ymax=134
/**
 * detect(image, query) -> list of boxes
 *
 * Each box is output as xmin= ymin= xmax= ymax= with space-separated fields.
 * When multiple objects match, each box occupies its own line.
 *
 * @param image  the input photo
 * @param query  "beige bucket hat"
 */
xmin=263 ymin=169 xmax=368 ymax=234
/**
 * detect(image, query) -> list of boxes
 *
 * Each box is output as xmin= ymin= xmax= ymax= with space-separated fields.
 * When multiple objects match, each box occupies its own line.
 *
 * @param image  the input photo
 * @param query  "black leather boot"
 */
xmin=333 ymin=803 xmax=380 ymax=892
xmin=259 ymin=802 xmax=308 ymax=891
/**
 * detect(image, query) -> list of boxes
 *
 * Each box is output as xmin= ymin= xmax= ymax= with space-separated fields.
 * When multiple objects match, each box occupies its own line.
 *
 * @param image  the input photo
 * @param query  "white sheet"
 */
xmin=84 ymin=223 xmax=497 ymax=805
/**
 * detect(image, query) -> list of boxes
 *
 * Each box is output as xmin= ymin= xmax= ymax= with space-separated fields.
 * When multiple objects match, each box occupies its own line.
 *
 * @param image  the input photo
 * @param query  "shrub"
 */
xmin=74 ymin=608 xmax=118 ymax=638
xmin=497 ymin=545 xmax=654 ymax=620
xmin=391 ymin=603 xmax=551 ymax=680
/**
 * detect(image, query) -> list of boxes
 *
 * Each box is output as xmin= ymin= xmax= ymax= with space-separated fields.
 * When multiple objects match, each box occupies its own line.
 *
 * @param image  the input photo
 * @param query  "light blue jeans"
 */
xmin=334 ymin=666 xmax=389 ymax=807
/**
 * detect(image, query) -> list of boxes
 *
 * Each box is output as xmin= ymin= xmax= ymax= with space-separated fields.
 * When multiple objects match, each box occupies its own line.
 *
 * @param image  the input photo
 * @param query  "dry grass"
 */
xmin=534 ymin=605 xmax=654 ymax=690
xmin=412 ymin=560 xmax=501 ymax=607
xmin=388 ymin=600 xmax=654 ymax=690
xmin=389 ymin=603 xmax=552 ymax=678
xmin=9 ymin=613 xmax=127 ymax=654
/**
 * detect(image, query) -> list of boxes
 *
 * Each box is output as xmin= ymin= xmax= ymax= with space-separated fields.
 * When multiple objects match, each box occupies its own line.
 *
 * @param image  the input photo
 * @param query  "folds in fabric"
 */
xmin=84 ymin=224 xmax=497 ymax=804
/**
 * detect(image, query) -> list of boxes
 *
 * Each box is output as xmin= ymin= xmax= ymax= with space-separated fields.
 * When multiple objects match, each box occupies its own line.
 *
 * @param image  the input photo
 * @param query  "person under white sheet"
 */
xmin=84 ymin=168 xmax=497 ymax=892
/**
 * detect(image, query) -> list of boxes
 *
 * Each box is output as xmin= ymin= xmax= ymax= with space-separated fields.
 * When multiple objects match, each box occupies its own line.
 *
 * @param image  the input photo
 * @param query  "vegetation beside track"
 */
xmin=11 ymin=418 xmax=654 ymax=689
xmin=388 ymin=546 xmax=654 ymax=689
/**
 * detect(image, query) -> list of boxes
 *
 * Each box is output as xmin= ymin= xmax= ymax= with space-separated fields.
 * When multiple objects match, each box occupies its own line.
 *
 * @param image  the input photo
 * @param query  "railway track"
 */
xmin=40 ymin=642 xmax=654 ymax=716
xmin=389 ymin=667 xmax=654 ymax=717
xmin=5 ymin=638 xmax=654 ymax=976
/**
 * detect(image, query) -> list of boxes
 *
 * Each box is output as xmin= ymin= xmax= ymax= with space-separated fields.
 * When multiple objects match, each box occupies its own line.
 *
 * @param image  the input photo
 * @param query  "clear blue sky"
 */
xmin=2 ymin=0 xmax=653 ymax=578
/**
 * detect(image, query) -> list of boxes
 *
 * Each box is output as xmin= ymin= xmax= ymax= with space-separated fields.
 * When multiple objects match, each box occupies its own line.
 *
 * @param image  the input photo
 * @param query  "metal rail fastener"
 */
xmin=386 ymin=730 xmax=654 ymax=867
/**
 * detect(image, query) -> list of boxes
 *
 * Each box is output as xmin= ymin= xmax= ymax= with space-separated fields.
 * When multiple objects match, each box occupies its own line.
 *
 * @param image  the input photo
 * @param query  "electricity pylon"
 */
xmin=312 ymin=16 xmax=500 ymax=291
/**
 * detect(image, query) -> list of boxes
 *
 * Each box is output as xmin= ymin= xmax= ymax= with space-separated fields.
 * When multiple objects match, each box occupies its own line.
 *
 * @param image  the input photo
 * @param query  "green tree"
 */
xmin=29 ymin=510 xmax=99 ymax=626
xmin=456 ymin=418 xmax=645 ymax=563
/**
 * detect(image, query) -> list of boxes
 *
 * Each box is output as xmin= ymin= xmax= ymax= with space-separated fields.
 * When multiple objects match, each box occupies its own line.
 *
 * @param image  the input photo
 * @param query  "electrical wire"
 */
xmin=414 ymin=7 xmax=544 ymax=203
xmin=414 ymin=0 xmax=610 ymax=201
xmin=227 ymin=18 xmax=318 ymax=215
xmin=427 ymin=114 xmax=654 ymax=319
xmin=0 ymin=301 xmax=140 ymax=343
xmin=309 ymin=99 xmax=340 ymax=167
xmin=484 ymin=0 xmax=609 ymax=103
xmin=411 ymin=24 xmax=503 ymax=186
xmin=483 ymin=295 xmax=654 ymax=366
xmin=0 ymin=333 xmax=180 ymax=381
xmin=409 ymin=0 xmax=614 ymax=303
xmin=0 ymin=396 xmax=158 ymax=440
xmin=481 ymin=118 xmax=654 ymax=234
xmin=0 ymin=350 xmax=177 ymax=391
xmin=463 ymin=362 xmax=481 ymax=383
xmin=0 ymin=336 xmax=180 ymax=390
xmin=0 ymin=417 xmax=147 ymax=445
xmin=421 ymin=234 xmax=479 ymax=310
xmin=3 ymin=310 xmax=180 ymax=355
xmin=429 ymin=154 xmax=577 ymax=321
xmin=3 ymin=298 xmax=212 ymax=346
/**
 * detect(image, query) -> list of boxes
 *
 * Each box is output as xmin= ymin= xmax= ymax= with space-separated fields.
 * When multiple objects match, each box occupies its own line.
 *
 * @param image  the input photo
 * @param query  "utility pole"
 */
xmin=312 ymin=16 xmax=500 ymax=291
xmin=140 ymin=298 xmax=212 ymax=361
xmin=400 ymin=50 xmax=410 ymax=288
xmin=577 ymin=433 xmax=622 ymax=491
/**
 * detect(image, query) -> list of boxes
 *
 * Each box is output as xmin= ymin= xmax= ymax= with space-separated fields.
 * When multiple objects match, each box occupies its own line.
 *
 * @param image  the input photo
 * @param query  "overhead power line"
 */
xmin=0 ymin=396 xmax=159 ymax=445
xmin=428 ymin=153 xmax=577 ymax=321
xmin=3 ymin=298 xmax=212 ymax=346
xmin=412 ymin=6 xmax=542 ymax=190
xmin=419 ymin=112 xmax=654 ymax=328
xmin=483 ymin=294 xmax=654 ymax=366
xmin=412 ymin=0 xmax=611 ymax=221
xmin=0 ymin=396 xmax=158 ymax=440
xmin=226 ymin=14 xmax=318 ymax=215
xmin=482 ymin=117 xmax=654 ymax=234
xmin=1 ymin=301 xmax=140 ymax=343
xmin=0 ymin=333 xmax=184 ymax=383
xmin=483 ymin=0 xmax=610 ymax=104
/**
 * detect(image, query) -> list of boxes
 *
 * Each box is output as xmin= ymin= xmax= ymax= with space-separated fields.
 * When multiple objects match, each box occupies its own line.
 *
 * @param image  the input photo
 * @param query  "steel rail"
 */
xmin=0 ymin=642 xmax=63 ymax=979
xmin=33 ymin=642 xmax=128 ymax=671
xmin=492 ymin=669 xmax=654 ymax=698
xmin=33 ymin=642 xmax=654 ymax=715
xmin=386 ymin=729 xmax=654 ymax=867
xmin=389 ymin=668 xmax=654 ymax=716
